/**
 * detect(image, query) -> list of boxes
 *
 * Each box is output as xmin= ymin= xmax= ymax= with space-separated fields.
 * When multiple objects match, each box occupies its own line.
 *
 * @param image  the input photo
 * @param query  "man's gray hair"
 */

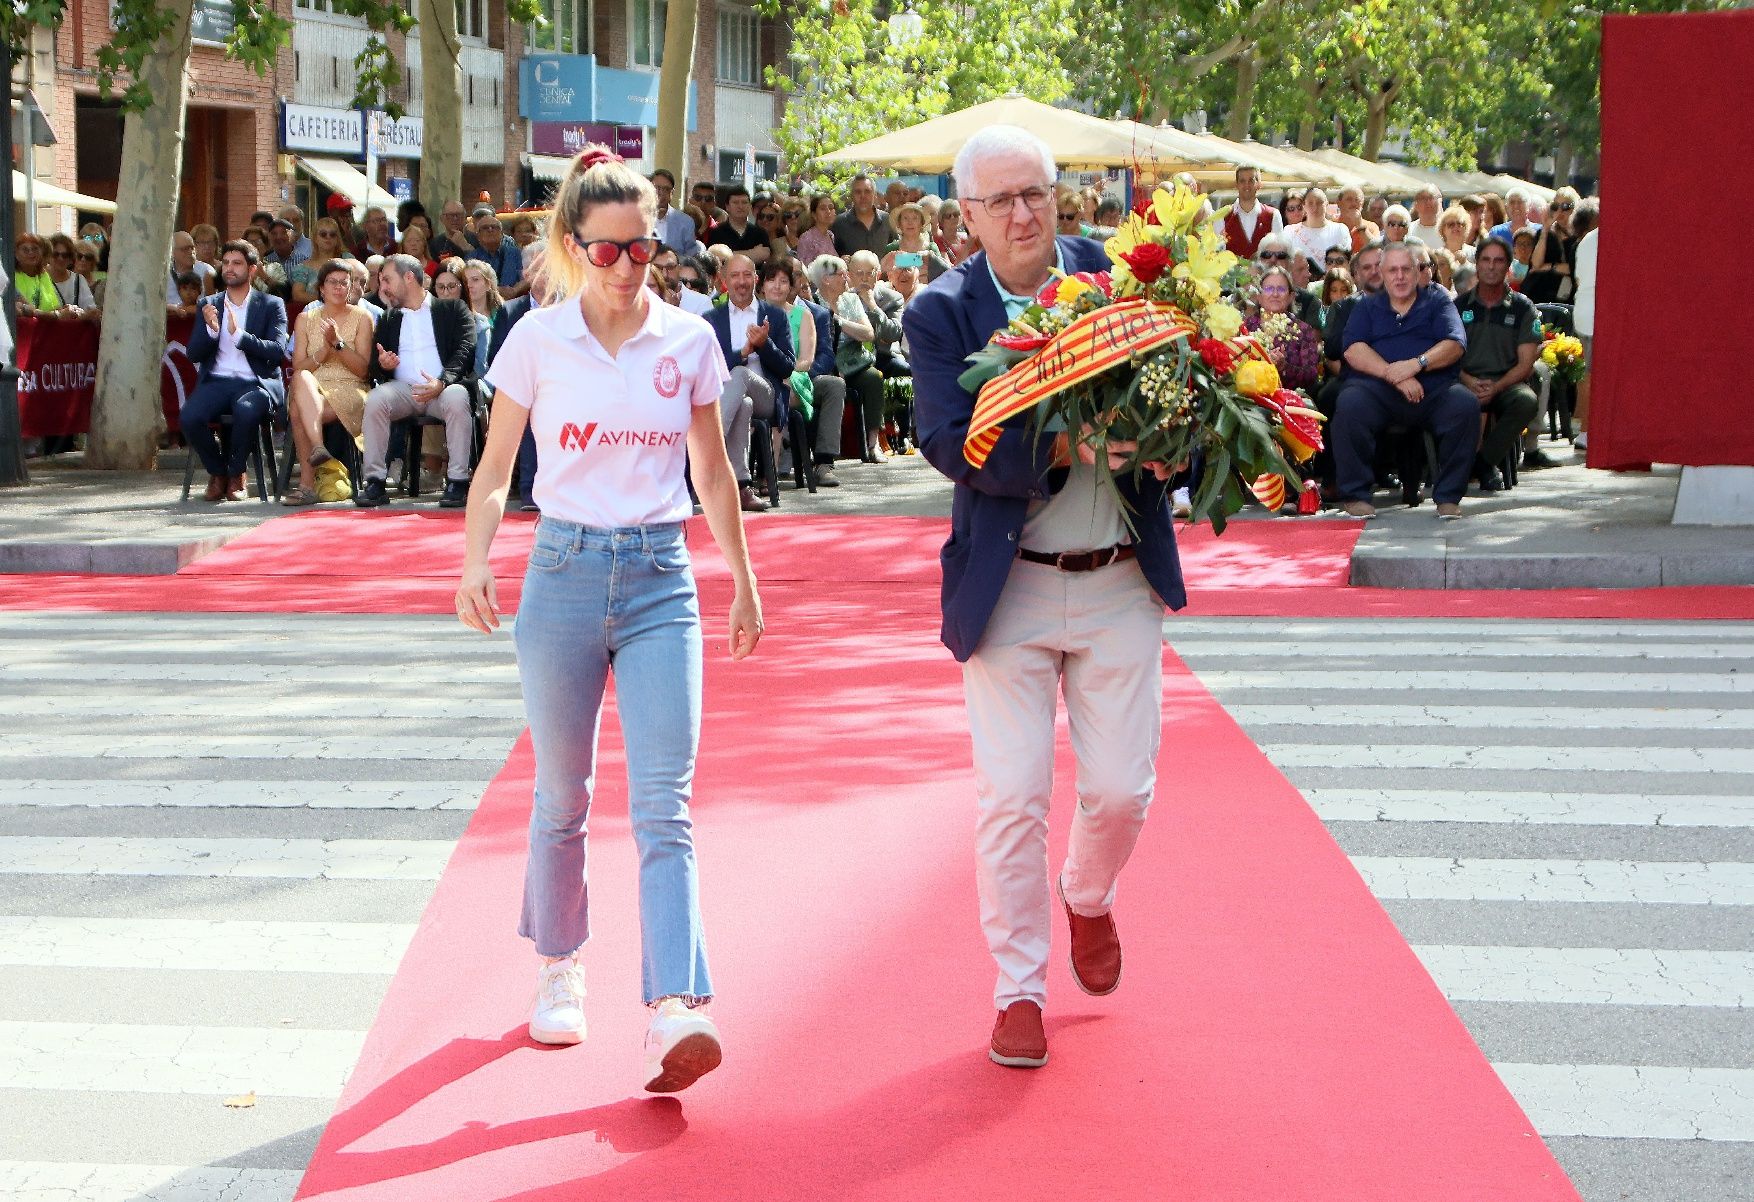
xmin=1505 ymin=187 xmax=1531 ymax=206
xmin=1382 ymin=240 xmax=1422 ymax=268
xmin=521 ymin=239 xmax=547 ymax=268
xmin=1415 ymin=183 xmax=1443 ymax=202
xmin=805 ymin=254 xmax=846 ymax=288
xmin=387 ymin=252 xmax=424 ymax=282
xmin=953 ymin=125 xmax=1056 ymax=198
xmin=1257 ymin=232 xmax=1290 ymax=256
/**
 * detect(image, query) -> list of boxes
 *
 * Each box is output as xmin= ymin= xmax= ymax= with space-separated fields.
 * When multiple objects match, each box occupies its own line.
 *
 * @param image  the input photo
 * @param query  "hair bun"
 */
xmin=576 ymin=147 xmax=625 ymax=172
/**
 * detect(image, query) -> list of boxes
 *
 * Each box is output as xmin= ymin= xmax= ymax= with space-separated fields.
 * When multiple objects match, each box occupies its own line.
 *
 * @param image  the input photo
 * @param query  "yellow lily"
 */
xmin=1204 ymin=301 xmax=1244 ymax=342
xmin=1103 ymin=213 xmax=1152 ymax=263
xmin=1152 ymin=181 xmax=1207 ymax=235
xmin=1172 ymin=232 xmax=1236 ymax=306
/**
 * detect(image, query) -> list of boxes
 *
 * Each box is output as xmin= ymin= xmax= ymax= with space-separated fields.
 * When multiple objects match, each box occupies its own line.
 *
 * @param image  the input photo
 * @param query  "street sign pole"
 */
xmin=1 ymin=31 xmax=32 ymax=487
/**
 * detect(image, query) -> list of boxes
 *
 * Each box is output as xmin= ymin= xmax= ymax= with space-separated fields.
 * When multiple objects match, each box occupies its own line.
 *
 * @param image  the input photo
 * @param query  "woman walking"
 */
xmin=454 ymin=147 xmax=763 ymax=1094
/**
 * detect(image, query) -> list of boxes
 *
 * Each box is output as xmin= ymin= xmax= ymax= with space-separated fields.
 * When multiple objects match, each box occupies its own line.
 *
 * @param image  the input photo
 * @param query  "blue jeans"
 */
xmin=513 ymin=517 xmax=712 ymax=1005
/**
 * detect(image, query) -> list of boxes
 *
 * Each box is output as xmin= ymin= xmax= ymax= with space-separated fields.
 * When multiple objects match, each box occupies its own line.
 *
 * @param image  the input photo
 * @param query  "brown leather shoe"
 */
xmin=989 ymin=1000 xmax=1047 ymax=1068
xmin=1058 ymin=875 xmax=1121 ymax=996
xmin=738 ymin=483 xmax=770 ymax=513
xmin=202 ymin=474 xmax=226 ymax=503
xmin=225 ymin=473 xmax=247 ymax=501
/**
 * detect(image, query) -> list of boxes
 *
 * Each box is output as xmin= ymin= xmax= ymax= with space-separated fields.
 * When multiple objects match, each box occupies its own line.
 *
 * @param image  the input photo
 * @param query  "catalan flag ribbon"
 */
xmin=963 ymin=299 xmax=1199 ymax=468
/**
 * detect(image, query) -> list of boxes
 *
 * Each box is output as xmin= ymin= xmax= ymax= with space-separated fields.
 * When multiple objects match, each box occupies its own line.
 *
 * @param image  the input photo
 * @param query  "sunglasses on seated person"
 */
xmin=574 ymin=236 xmax=661 ymax=268
xmin=1258 ymin=250 xmax=1290 ymax=262
xmin=1056 ymin=210 xmax=1081 ymax=222
xmin=678 ymin=274 xmax=708 ymax=293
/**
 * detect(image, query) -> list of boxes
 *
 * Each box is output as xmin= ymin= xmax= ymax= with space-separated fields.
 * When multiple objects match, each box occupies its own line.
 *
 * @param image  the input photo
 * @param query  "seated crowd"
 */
xmin=27 ymin=162 xmax=1593 ymax=522
xmin=1218 ymin=164 xmax=1599 ymax=518
xmin=97 ymin=173 xmax=969 ymax=509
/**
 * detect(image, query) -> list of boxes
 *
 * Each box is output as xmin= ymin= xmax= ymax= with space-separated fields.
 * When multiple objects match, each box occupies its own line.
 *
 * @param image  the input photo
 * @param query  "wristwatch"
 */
xmin=335 ymin=339 xmax=348 ymax=351
xmin=1417 ymin=353 xmax=1429 ymax=370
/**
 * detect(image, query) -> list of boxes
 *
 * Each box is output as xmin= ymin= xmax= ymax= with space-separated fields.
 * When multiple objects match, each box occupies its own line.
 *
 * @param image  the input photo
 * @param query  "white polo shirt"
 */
xmin=489 ymin=294 xmax=727 ymax=528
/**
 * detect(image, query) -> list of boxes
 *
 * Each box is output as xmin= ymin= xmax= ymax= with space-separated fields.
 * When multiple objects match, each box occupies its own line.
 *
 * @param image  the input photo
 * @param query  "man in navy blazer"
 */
xmin=905 ymin=126 xmax=1186 ymax=1071
xmin=704 ymin=253 xmax=795 ymax=512
xmin=182 ymin=240 xmax=290 ymax=501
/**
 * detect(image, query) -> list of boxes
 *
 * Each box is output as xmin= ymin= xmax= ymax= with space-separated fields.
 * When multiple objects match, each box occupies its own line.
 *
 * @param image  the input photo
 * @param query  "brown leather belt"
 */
xmin=1016 ymin=543 xmax=1137 ymax=572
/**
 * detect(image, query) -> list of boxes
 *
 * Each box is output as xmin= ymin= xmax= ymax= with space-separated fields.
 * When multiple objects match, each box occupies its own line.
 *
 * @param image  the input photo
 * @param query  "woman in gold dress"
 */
xmin=283 ymin=260 xmax=375 ymax=505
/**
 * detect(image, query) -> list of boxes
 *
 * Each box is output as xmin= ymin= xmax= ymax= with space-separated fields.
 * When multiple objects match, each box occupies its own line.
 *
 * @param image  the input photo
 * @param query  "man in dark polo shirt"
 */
xmin=1334 ymin=241 xmax=1477 ymax=519
xmin=831 ymin=174 xmax=894 ymax=260
xmin=1455 ymin=237 xmax=1543 ymax=490
xmin=705 ymin=186 xmax=771 ymax=263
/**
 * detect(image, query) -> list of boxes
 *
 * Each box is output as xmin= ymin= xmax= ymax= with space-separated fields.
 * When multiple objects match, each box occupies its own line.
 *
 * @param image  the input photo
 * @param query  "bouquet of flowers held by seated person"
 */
xmin=1541 ymin=329 xmax=1588 ymax=385
xmin=957 ymin=181 xmax=1325 ymax=534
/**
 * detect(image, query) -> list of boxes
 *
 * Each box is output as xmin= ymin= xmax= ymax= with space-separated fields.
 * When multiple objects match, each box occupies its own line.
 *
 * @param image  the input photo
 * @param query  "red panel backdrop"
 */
xmin=1594 ymin=10 xmax=1754 ymax=470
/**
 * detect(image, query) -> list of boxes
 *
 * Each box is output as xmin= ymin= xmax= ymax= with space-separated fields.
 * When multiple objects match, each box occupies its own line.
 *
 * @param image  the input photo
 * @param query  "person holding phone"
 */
xmin=454 ymin=146 xmax=762 ymax=1094
xmin=883 ymin=202 xmax=951 ymax=281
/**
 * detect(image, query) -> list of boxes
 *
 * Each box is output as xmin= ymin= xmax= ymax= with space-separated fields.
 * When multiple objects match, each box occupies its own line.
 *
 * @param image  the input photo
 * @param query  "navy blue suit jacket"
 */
xmin=802 ymin=299 xmax=836 ymax=377
xmin=705 ymin=299 xmax=796 ymax=412
xmin=185 ymin=289 xmax=290 ymax=402
xmin=904 ymin=235 xmax=1187 ymax=662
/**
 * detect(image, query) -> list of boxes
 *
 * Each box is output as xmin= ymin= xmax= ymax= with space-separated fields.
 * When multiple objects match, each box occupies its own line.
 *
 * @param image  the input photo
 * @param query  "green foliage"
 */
xmin=762 ymin=0 xmax=1074 ymax=191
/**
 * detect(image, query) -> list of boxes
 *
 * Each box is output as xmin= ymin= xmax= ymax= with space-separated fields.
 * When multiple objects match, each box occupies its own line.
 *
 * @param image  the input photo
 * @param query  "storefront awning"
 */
xmin=523 ymin=153 xmax=574 ymax=182
xmin=295 ymin=157 xmax=400 ymax=213
xmin=11 ymin=171 xmax=117 ymax=214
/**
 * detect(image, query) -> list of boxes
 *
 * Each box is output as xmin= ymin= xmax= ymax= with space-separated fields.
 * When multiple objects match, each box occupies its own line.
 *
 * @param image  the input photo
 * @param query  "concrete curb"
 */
xmin=1351 ymin=547 xmax=1754 ymax=590
xmin=0 ymin=534 xmax=237 ymax=576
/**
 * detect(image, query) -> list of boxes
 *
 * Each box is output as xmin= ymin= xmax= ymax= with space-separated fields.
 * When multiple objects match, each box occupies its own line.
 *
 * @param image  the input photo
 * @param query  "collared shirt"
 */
xmin=725 ymin=297 xmax=765 ymax=381
xmin=982 ymin=245 xmax=1127 ymax=554
xmin=655 ymin=207 xmax=697 ymax=253
xmin=1340 ymin=286 xmax=1467 ymax=404
xmin=831 ymin=210 xmax=894 ymax=260
xmin=1231 ymin=201 xmax=1282 ymax=242
xmin=1455 ymin=286 xmax=1540 ymax=378
xmin=468 ymin=240 xmax=521 ymax=289
xmin=487 ymin=294 xmax=728 ymax=527
xmin=395 ymin=299 xmax=443 ymax=384
xmin=212 ymin=293 xmax=257 ymax=379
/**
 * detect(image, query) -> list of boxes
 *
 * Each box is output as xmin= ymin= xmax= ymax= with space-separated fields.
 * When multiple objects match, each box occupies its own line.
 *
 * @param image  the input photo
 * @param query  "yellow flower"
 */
xmin=1204 ymin=301 xmax=1243 ymax=342
xmin=1152 ymin=182 xmax=1207 ymax=234
xmin=1055 ymin=275 xmax=1093 ymax=306
xmin=1173 ymin=233 xmax=1236 ymax=306
xmin=1234 ymin=358 xmax=1281 ymax=397
xmin=1104 ymin=213 xmax=1153 ymax=263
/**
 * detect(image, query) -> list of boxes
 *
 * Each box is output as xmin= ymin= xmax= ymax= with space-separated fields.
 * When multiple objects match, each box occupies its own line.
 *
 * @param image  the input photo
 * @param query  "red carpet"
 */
xmin=291 ymin=599 xmax=1580 ymax=1202
xmin=3 ymin=510 xmax=1751 ymax=620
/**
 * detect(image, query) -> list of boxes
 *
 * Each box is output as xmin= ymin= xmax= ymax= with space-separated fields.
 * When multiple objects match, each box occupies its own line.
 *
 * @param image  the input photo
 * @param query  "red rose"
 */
xmin=1121 ymin=243 xmax=1171 ymax=284
xmin=1197 ymin=337 xmax=1236 ymax=375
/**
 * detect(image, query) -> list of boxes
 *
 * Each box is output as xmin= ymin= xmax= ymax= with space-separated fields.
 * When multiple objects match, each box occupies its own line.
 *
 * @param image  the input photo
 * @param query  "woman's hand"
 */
xmin=728 ymin=588 xmax=763 ymax=661
xmin=455 ymin=563 xmax=501 ymax=633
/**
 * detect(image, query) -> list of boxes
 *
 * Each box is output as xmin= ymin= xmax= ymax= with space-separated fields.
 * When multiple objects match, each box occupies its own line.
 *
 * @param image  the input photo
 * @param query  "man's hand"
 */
xmin=1384 ymin=358 xmax=1420 ymax=385
xmin=743 ymin=320 xmax=770 ymax=357
xmin=1074 ymin=424 xmax=1137 ymax=472
xmin=1461 ymin=372 xmax=1496 ymax=405
xmin=377 ymin=347 xmax=400 ymax=372
xmin=226 ymin=305 xmax=240 ymax=336
xmin=201 ymin=301 xmax=219 ymax=334
xmin=412 ymin=373 xmax=442 ymax=404
xmin=1395 ymin=377 xmax=1425 ymax=404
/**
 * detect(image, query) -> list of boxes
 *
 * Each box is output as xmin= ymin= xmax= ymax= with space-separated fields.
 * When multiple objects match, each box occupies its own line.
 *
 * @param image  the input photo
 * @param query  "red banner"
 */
xmin=15 ymin=315 xmax=199 ymax=437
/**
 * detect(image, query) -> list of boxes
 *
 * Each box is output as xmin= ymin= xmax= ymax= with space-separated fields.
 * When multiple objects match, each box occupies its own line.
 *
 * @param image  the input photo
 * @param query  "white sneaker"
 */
xmin=642 ymin=998 xmax=722 ymax=1093
xmin=529 ymin=957 xmax=586 ymax=1045
xmin=1574 ymin=431 xmax=1588 ymax=451
xmin=1172 ymin=486 xmax=1192 ymax=518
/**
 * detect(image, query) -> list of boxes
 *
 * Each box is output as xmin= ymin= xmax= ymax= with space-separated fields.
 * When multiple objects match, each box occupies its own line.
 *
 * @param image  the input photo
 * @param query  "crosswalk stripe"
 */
xmin=0 ymin=734 xmax=517 ymax=762
xmin=1176 ymin=639 xmax=1754 ymax=660
xmin=1414 ymin=946 xmax=1754 ymax=1008
xmin=0 ymin=695 xmax=527 ymax=720
xmin=0 ymin=917 xmax=416 ymax=975
xmin=0 ymin=661 xmax=520 ymax=683
xmin=1192 ymin=669 xmax=1754 ymax=694
xmin=1262 ymin=744 xmax=1754 ymax=774
xmin=1299 ymin=789 xmax=1754 ymax=828
xmin=1167 ymin=619 xmax=1754 ymax=638
xmin=0 ymin=1162 xmax=302 ymax=1202
xmin=1494 ymin=1063 xmax=1754 ymax=1141
xmin=0 ymin=1021 xmax=362 ymax=1098
xmin=1225 ymin=704 xmax=1754 ymax=730
xmin=0 ymin=780 xmax=486 ymax=810
xmin=1352 ymin=857 xmax=1754 ymax=906
xmin=0 ymin=837 xmax=452 ymax=880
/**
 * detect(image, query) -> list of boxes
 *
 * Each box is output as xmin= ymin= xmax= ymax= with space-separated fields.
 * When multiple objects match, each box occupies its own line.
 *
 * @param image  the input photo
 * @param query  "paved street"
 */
xmin=1175 ymin=617 xmax=1754 ymax=1201
xmin=1 ymin=607 xmax=1751 ymax=1199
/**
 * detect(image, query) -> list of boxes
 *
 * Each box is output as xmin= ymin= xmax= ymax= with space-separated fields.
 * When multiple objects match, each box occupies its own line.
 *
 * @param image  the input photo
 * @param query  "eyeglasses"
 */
xmin=679 ymin=276 xmax=708 ymax=292
xmin=1057 ymin=211 xmax=1081 ymax=221
xmin=52 ymin=250 xmax=73 ymax=260
xmin=962 ymin=186 xmax=1054 ymax=219
xmin=756 ymin=211 xmax=780 ymax=223
xmin=434 ymin=279 xmax=462 ymax=294
xmin=1258 ymin=251 xmax=1290 ymax=261
xmin=576 ymin=236 xmax=661 ymax=268
xmin=1555 ymin=203 xmax=1575 ymax=211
